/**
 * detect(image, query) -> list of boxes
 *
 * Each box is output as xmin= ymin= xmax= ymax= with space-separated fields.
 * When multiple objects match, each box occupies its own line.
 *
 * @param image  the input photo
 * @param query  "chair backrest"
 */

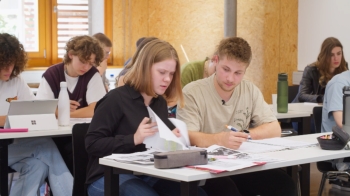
xmin=288 ymin=85 xmax=300 ymax=103
xmin=72 ymin=123 xmax=90 ymax=196
xmin=313 ymin=106 xmax=323 ymax=133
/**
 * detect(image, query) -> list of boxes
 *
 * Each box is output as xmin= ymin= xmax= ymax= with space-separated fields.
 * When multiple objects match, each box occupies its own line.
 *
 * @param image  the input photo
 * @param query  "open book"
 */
xmin=238 ymin=137 xmax=318 ymax=154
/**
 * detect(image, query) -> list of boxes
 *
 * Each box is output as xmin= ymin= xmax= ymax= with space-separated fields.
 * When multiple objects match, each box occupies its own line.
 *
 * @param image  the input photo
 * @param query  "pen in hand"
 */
xmin=225 ymin=125 xmax=239 ymax=132
xmin=225 ymin=125 xmax=252 ymax=140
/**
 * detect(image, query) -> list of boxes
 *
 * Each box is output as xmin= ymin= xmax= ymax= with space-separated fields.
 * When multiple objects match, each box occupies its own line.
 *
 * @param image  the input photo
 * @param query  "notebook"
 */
xmin=4 ymin=99 xmax=59 ymax=131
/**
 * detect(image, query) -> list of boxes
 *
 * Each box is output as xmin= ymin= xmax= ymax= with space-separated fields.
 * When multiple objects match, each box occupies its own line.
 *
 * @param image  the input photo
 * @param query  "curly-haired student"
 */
xmin=0 ymin=33 xmax=73 ymax=196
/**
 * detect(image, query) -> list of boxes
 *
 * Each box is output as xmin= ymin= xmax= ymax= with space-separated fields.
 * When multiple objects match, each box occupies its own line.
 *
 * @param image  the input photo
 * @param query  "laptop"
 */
xmin=4 ymin=99 xmax=59 ymax=131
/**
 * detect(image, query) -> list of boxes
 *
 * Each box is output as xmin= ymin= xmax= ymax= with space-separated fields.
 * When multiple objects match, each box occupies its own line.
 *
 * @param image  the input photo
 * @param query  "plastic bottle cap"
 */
xmin=60 ymin=82 xmax=67 ymax=88
xmin=278 ymin=73 xmax=288 ymax=81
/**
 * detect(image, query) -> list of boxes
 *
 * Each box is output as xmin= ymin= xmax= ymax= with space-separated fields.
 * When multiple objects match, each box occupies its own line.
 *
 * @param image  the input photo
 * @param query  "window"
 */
xmin=53 ymin=0 xmax=89 ymax=60
xmin=0 ymin=0 xmax=112 ymax=67
xmin=0 ymin=0 xmax=39 ymax=52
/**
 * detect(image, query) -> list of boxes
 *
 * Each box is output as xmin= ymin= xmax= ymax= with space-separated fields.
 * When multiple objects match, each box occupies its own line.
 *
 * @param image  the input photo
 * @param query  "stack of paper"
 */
xmin=104 ymin=149 xmax=163 ymax=165
xmin=187 ymin=145 xmax=283 ymax=173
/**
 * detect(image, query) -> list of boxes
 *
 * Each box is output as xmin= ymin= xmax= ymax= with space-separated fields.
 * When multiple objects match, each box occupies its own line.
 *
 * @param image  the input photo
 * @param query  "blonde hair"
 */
xmin=124 ymin=39 xmax=184 ymax=107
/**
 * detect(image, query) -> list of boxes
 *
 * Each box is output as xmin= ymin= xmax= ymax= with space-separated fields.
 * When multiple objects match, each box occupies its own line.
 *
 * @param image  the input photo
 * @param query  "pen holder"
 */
xmin=317 ymin=126 xmax=350 ymax=150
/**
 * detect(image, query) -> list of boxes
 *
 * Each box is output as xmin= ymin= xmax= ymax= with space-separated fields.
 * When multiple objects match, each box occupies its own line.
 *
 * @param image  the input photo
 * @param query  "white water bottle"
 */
xmin=58 ymin=82 xmax=70 ymax=126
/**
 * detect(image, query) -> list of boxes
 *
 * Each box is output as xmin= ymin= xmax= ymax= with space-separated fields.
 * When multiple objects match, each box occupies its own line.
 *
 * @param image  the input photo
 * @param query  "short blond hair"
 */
xmin=124 ymin=39 xmax=184 ymax=107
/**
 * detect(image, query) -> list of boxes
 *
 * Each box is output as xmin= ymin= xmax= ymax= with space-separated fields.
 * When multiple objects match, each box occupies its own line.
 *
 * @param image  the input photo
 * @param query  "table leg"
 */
xmin=299 ymin=163 xmax=310 ymax=196
xmin=0 ymin=139 xmax=12 ymax=196
xmin=286 ymin=165 xmax=299 ymax=185
xmin=104 ymin=167 xmax=119 ymax=196
xmin=181 ymin=181 xmax=199 ymax=196
xmin=298 ymin=116 xmax=311 ymax=135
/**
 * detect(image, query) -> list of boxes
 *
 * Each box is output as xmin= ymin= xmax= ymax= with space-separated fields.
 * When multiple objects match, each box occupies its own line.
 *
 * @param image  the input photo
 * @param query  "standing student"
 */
xmin=92 ymin=32 xmax=112 ymax=92
xmin=293 ymin=37 xmax=348 ymax=132
xmin=85 ymin=39 xmax=207 ymax=196
xmin=36 ymin=35 xmax=107 ymax=173
xmin=0 ymin=33 xmax=72 ymax=196
xmin=177 ymin=37 xmax=297 ymax=196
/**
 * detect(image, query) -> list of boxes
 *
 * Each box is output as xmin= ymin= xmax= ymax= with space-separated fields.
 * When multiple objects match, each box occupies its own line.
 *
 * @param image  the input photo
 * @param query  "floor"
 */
xmin=310 ymin=162 xmax=349 ymax=196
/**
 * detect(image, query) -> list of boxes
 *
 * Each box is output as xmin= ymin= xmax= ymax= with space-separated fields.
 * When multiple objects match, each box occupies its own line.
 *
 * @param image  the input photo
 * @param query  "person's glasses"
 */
xmin=105 ymin=51 xmax=111 ymax=56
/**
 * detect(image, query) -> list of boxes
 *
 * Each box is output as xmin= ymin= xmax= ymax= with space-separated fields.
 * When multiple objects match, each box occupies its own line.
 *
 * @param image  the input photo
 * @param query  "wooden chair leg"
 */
xmin=318 ymin=173 xmax=327 ymax=196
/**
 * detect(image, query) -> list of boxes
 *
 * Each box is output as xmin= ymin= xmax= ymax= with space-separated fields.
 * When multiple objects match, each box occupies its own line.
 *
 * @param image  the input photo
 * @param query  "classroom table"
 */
xmin=274 ymin=103 xmax=321 ymax=135
xmin=273 ymin=103 xmax=320 ymax=195
xmin=0 ymin=126 xmax=72 ymax=196
xmin=100 ymin=133 xmax=350 ymax=196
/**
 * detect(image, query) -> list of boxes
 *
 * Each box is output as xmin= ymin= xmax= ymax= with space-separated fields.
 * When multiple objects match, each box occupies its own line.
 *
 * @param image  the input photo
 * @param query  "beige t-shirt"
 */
xmin=177 ymin=74 xmax=276 ymax=133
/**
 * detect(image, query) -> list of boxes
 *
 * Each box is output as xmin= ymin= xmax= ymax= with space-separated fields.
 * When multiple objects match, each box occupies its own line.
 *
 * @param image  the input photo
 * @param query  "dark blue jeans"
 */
xmin=88 ymin=174 xmax=207 ymax=196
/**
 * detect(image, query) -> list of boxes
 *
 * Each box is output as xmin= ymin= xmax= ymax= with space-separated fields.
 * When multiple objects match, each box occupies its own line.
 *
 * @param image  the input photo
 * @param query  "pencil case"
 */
xmin=153 ymin=149 xmax=208 ymax=169
xmin=317 ymin=126 xmax=350 ymax=150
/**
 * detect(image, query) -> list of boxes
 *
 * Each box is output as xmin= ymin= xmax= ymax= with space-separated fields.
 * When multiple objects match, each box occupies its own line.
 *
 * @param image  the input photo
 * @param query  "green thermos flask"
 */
xmin=277 ymin=73 xmax=288 ymax=113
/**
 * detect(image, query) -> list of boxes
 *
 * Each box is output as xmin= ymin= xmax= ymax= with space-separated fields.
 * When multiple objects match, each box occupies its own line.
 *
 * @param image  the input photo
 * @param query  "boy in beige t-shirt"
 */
xmin=177 ymin=37 xmax=296 ymax=196
xmin=180 ymin=75 xmax=276 ymax=135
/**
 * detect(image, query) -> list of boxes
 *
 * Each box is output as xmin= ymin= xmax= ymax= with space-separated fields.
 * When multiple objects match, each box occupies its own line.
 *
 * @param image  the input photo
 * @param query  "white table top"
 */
xmin=275 ymin=110 xmax=311 ymax=119
xmin=99 ymin=133 xmax=350 ymax=182
xmin=0 ymin=125 xmax=72 ymax=139
xmin=273 ymin=103 xmax=322 ymax=119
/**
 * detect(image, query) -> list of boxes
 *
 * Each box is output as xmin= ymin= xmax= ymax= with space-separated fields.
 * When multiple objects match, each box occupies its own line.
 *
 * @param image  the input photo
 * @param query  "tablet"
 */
xmin=4 ymin=99 xmax=58 ymax=131
xmin=7 ymin=99 xmax=58 ymax=116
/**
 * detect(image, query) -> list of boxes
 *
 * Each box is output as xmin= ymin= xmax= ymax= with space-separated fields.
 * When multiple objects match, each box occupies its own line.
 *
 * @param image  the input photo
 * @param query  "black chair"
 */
xmin=312 ymin=106 xmax=350 ymax=196
xmin=288 ymin=85 xmax=300 ymax=103
xmin=72 ymin=123 xmax=90 ymax=196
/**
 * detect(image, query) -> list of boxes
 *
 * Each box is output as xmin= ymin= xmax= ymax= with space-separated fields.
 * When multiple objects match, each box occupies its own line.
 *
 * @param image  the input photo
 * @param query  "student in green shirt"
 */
xmin=180 ymin=56 xmax=216 ymax=88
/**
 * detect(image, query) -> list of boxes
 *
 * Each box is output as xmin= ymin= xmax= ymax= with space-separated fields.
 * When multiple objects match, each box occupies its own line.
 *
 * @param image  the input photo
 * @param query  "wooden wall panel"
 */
xmin=112 ymin=0 xmax=148 ymax=66
xmin=237 ymin=0 xmax=298 ymax=103
xmin=110 ymin=0 xmax=298 ymax=103
xmin=147 ymin=0 xmax=224 ymax=65
xmin=280 ymin=1 xmax=298 ymax=86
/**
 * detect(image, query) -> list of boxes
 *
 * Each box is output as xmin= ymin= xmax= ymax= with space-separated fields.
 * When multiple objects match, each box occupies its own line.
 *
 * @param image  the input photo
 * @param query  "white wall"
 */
xmin=298 ymin=0 xmax=350 ymax=71
xmin=22 ymin=68 xmax=123 ymax=90
xmin=88 ymin=0 xmax=104 ymax=35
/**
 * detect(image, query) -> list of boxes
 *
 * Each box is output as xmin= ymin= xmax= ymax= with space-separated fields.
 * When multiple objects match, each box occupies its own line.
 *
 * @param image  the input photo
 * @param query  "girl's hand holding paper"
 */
xmin=134 ymin=117 xmax=158 ymax=145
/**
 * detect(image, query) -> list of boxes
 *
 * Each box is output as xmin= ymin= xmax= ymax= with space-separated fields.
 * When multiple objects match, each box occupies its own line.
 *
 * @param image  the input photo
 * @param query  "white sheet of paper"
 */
xmin=168 ymin=118 xmax=190 ymax=147
xmin=143 ymin=107 xmax=188 ymax=150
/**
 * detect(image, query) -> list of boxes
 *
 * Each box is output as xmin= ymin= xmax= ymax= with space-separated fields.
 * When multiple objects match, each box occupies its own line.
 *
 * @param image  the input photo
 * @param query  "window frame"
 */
xmin=26 ymin=0 xmax=112 ymax=68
